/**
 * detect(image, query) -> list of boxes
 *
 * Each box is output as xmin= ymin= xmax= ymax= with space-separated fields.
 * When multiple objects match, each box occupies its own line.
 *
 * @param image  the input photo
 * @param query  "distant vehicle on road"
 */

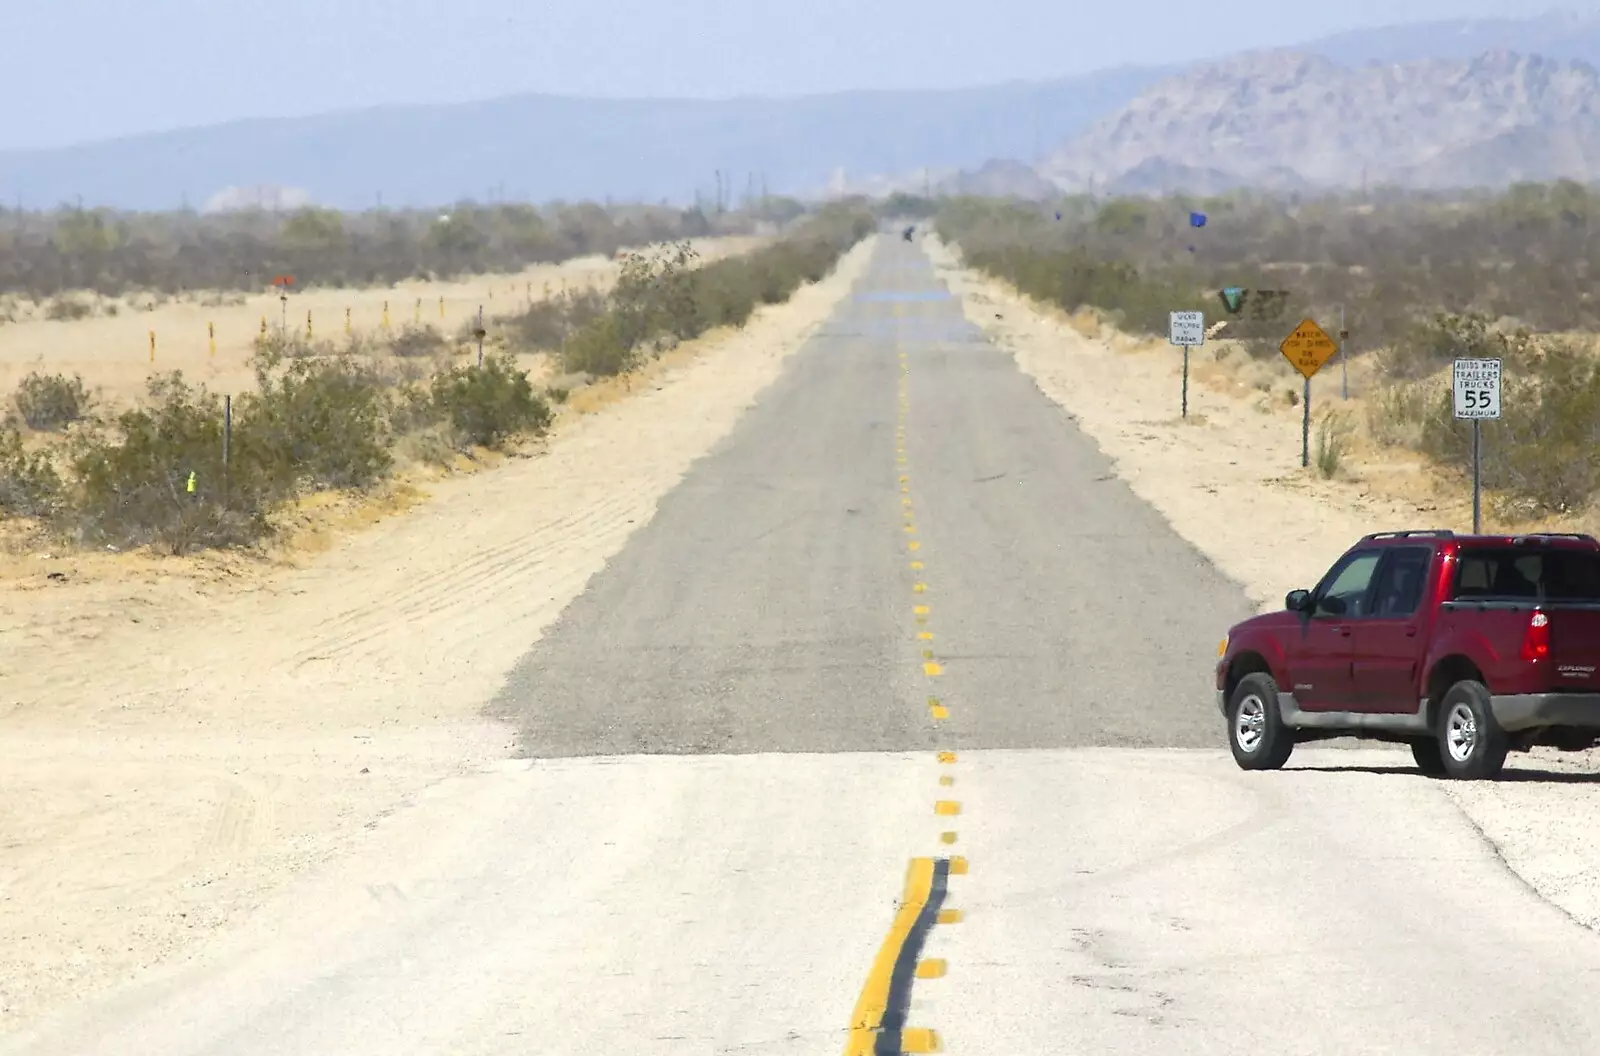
xmin=1217 ymin=530 xmax=1600 ymax=779
xmin=903 ymin=225 xmax=915 ymax=241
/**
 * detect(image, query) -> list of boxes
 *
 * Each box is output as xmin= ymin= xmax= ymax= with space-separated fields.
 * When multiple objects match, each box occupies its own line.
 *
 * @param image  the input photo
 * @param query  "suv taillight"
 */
xmin=1521 ymin=611 xmax=1551 ymax=663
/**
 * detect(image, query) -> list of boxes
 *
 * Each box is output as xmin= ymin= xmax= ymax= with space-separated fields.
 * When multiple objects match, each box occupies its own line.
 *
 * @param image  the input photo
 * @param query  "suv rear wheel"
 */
xmin=1435 ymin=679 xmax=1508 ymax=780
xmin=1227 ymin=673 xmax=1295 ymax=771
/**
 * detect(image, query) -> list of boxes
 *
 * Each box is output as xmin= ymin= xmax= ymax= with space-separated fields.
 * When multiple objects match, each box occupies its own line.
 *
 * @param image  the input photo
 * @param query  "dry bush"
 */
xmin=388 ymin=324 xmax=449 ymax=359
xmin=13 ymin=372 xmax=93 ymax=431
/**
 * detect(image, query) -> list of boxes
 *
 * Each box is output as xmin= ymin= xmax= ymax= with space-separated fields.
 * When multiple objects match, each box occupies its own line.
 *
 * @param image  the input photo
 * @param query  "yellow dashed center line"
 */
xmin=843 ymin=315 xmax=969 ymax=1056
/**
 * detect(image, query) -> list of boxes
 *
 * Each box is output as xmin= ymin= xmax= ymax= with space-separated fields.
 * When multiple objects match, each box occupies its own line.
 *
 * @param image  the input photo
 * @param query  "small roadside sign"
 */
xmin=1279 ymin=318 xmax=1338 ymax=379
xmin=1453 ymin=358 xmax=1502 ymax=420
xmin=1170 ymin=310 xmax=1205 ymax=419
xmin=1169 ymin=311 xmax=1205 ymax=347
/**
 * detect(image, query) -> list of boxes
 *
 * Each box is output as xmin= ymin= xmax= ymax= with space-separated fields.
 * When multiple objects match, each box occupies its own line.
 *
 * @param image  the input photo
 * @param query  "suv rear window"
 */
xmin=1453 ymin=548 xmax=1600 ymax=601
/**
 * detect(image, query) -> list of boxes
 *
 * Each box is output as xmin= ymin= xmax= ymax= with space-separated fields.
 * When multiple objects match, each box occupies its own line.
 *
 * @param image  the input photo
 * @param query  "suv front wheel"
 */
xmin=1227 ymin=673 xmax=1295 ymax=771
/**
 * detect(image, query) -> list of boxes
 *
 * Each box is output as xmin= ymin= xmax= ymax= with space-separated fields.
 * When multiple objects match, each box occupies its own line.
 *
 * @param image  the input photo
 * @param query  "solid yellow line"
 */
xmin=843 ymin=858 xmax=936 ymax=1056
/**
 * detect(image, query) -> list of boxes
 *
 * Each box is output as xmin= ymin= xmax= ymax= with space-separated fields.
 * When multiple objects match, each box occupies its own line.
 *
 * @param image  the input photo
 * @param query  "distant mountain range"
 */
xmin=4 ymin=12 xmax=1600 ymax=210
xmin=1031 ymin=49 xmax=1600 ymax=196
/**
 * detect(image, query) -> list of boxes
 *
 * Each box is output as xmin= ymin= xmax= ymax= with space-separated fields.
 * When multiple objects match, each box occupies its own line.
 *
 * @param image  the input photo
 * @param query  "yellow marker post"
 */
xmin=185 ymin=470 xmax=196 ymax=494
xmin=260 ymin=315 xmax=268 ymax=336
xmin=148 ymin=330 xmax=155 ymax=363
xmin=414 ymin=298 xmax=421 ymax=324
xmin=382 ymin=301 xmax=391 ymax=331
xmin=345 ymin=307 xmax=352 ymax=336
xmin=438 ymin=295 xmax=445 ymax=319
xmin=306 ymin=309 xmax=313 ymax=340
xmin=208 ymin=322 xmax=216 ymax=357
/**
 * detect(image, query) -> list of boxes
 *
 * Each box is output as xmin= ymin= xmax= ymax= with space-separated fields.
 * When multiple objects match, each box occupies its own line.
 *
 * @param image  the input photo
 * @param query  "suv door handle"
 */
xmin=1334 ymin=625 xmax=1350 ymax=637
xmin=1404 ymin=626 xmax=1418 ymax=637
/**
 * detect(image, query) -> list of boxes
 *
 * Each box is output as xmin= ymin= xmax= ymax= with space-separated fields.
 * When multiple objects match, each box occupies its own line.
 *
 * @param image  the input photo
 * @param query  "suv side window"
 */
xmin=1315 ymin=550 xmax=1383 ymax=617
xmin=1370 ymin=546 xmax=1431 ymax=617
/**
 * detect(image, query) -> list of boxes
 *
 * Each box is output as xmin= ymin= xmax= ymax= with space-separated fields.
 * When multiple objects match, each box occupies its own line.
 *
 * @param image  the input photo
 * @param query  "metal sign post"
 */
xmin=1169 ymin=310 xmax=1205 ymax=418
xmin=1453 ymin=358 xmax=1502 ymax=533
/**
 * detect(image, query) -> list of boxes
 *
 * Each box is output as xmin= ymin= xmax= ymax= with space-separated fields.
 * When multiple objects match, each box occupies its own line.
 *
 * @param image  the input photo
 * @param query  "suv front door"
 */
xmin=1292 ymin=548 xmax=1383 ymax=712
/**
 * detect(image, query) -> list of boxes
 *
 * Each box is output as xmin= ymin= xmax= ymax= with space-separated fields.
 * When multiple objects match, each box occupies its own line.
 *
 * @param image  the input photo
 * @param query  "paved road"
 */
xmin=13 ymin=236 xmax=1600 ymax=1055
xmin=490 ymin=237 xmax=1247 ymax=755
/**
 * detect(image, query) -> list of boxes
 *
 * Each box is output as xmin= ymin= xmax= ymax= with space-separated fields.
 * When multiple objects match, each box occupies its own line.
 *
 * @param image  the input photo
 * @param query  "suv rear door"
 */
xmin=1350 ymin=545 xmax=1434 ymax=712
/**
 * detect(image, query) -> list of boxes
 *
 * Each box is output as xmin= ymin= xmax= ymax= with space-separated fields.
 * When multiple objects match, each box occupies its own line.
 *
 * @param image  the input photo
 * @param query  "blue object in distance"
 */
xmin=1190 ymin=211 xmax=1207 ymax=228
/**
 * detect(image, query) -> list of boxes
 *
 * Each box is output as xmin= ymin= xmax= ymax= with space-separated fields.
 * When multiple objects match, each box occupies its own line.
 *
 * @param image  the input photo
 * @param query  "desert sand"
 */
xmin=0 ymin=236 xmax=765 ymax=407
xmin=0 ymin=237 xmax=871 ymax=1033
xmin=926 ymin=236 xmax=1600 ymax=933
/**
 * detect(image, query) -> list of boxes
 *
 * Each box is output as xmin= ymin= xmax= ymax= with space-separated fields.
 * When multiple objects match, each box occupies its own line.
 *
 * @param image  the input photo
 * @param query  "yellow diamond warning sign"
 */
xmin=1279 ymin=318 xmax=1338 ymax=379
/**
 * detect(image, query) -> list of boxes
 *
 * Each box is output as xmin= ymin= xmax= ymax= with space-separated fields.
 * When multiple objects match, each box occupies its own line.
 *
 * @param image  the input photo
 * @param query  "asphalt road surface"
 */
xmin=13 ymin=236 xmax=1600 ymax=1055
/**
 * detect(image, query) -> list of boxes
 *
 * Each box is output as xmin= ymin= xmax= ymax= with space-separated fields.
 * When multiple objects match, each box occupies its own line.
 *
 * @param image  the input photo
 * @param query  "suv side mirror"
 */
xmin=1285 ymin=589 xmax=1312 ymax=612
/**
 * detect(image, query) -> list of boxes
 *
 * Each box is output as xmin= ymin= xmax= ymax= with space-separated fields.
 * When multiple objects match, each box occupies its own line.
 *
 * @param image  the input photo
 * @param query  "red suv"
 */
xmin=1216 ymin=530 xmax=1600 ymax=779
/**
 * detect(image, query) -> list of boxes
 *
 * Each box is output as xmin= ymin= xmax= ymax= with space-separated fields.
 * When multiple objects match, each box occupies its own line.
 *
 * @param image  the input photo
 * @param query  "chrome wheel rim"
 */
xmin=1235 ymin=693 xmax=1267 ymax=753
xmin=1445 ymin=702 xmax=1478 ymax=763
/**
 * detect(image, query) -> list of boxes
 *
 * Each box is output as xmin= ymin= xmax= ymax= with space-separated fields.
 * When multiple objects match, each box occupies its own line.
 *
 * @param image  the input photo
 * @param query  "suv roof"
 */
xmin=1357 ymin=530 xmax=1600 ymax=550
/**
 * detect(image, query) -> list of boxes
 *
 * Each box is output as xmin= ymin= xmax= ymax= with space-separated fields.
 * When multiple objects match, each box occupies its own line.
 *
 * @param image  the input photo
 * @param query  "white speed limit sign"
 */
xmin=1453 ymin=358 xmax=1502 ymax=420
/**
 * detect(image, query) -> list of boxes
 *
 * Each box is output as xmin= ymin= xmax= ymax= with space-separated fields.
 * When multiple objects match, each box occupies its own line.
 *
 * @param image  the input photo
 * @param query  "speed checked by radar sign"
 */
xmin=1453 ymin=359 xmax=1501 ymax=420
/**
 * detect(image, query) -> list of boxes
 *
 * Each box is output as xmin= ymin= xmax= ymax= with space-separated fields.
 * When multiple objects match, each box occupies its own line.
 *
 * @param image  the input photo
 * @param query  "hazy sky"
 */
xmin=0 ymin=0 xmax=1568 ymax=150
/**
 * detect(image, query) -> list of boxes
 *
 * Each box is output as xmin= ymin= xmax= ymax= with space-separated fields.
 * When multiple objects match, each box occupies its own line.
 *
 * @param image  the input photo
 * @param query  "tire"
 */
xmin=1434 ymin=680 xmax=1508 ymax=780
xmin=1227 ymin=673 xmax=1295 ymax=771
xmin=1408 ymin=737 xmax=1447 ymax=776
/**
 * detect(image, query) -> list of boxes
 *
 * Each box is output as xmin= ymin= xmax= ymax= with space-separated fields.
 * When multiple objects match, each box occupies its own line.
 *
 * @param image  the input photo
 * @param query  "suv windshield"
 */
xmin=1453 ymin=548 xmax=1600 ymax=601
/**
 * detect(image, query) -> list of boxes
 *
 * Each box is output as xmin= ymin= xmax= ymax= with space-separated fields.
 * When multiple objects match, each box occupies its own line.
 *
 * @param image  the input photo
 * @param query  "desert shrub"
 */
xmin=0 ymin=428 xmax=62 ymax=517
xmin=14 ymin=371 xmax=92 ymax=431
xmin=389 ymin=384 xmax=445 ymax=435
xmin=1314 ymin=410 xmax=1355 ymax=479
xmin=43 ymin=294 xmax=94 ymax=321
xmin=389 ymin=323 xmax=449 ymax=358
xmin=241 ymin=352 xmax=394 ymax=491
xmin=556 ymin=208 xmax=870 ymax=376
xmin=1365 ymin=383 xmax=1429 ymax=448
xmin=560 ymin=313 xmax=635 ymax=377
xmin=504 ymin=287 xmax=606 ymax=351
xmin=429 ymin=354 xmax=551 ymax=449
xmin=1378 ymin=311 xmax=1537 ymax=382
xmin=66 ymin=373 xmax=259 ymax=552
xmin=253 ymin=329 xmax=332 ymax=360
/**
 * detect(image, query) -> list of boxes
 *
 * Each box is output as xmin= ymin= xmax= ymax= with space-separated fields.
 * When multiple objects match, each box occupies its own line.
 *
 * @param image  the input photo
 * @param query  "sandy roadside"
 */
xmin=926 ymin=236 xmax=1600 ymax=931
xmin=0 ymin=236 xmax=765 ymax=408
xmin=0 ymin=236 xmax=874 ymax=1034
